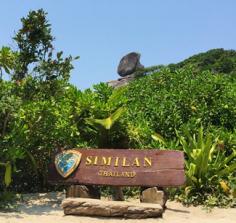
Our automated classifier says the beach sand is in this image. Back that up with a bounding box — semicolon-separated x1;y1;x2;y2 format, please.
0;192;235;223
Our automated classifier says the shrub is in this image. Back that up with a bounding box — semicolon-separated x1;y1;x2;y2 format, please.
124;67;236;148
175;126;236;207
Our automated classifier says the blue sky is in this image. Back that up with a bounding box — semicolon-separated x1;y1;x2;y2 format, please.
0;0;236;89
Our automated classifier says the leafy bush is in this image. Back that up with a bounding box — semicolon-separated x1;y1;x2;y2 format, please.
169;48;236;75
175;127;236;207
73;83;128;148
123;67;236;148
0;9;79;193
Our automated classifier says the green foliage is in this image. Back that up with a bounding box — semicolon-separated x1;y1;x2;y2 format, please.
0;162;12;187
101;186;140;199
0;9;79;193
0;47;17;77
73;83;128;148
175;127;236;207
0;80;26;189
1;63;236;206
0;79;88;192
12;9;78;81
1;8;236;208
86;107;124;130
169;48;236;75
13;9;53;80
86;107;125;148
120;66;236;206
0;191;18;210
124;67;236;144
4;162;12;188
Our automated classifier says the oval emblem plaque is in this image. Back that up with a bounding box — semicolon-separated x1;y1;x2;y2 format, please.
55;150;82;178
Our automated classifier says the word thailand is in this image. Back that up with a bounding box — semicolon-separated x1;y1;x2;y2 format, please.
85;156;152;167
98;170;136;178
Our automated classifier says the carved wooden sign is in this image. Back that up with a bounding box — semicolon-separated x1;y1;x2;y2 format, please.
48;149;185;187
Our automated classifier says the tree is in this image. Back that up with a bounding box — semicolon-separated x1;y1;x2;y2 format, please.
13;9;78;81
0;9;79;194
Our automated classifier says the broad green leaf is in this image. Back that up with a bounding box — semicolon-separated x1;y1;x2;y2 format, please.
151;133;166;145
218;162;236;176
86;107;124;130
93;117;113;130
110;107;124;124
4;162;12;187
221;150;236;167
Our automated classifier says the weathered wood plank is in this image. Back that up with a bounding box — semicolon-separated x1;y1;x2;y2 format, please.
48;149;185;187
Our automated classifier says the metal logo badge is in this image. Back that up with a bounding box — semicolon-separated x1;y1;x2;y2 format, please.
55;150;82;178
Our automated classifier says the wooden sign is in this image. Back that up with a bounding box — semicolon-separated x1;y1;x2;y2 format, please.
48;149;185;187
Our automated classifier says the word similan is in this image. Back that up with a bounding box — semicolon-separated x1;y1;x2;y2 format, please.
85;156;152;167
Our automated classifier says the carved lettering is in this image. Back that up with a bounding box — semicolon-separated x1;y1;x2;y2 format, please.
144;157;152;167
85;156;92;165
49;149;185;187
97;170;136;178
122;157;130;167
114;157;119;167
93;156;98;165
85;156;153;168
132;157;140;167
101;156;112;166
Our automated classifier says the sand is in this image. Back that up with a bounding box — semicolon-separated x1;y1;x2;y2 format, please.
0;192;235;223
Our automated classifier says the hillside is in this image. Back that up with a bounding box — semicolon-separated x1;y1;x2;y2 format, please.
168;48;236;74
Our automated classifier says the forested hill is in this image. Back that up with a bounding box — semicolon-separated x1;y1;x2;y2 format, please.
110;48;236;88
168;48;236;74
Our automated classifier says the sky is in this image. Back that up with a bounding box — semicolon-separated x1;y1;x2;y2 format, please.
0;0;236;89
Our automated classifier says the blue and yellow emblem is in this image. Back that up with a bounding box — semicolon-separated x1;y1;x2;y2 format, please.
55;150;82;178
